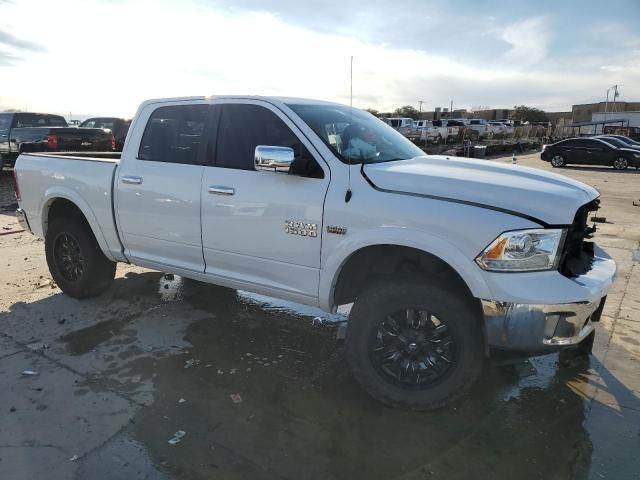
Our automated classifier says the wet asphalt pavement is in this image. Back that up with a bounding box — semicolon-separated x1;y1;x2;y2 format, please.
1;159;639;479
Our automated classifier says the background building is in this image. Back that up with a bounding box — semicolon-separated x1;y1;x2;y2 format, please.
571;101;640;123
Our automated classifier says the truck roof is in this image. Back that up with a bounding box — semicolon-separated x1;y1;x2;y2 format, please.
138;95;346;108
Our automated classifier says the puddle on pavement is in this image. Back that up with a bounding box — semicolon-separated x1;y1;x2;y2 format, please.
56;272;608;479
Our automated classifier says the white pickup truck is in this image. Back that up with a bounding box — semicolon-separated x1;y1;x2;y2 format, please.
14;96;616;409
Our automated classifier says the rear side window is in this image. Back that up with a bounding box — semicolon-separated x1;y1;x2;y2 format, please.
48;116;67;126
12;113;67;127
138;105;208;164
0;113;10;130
213;104;323;178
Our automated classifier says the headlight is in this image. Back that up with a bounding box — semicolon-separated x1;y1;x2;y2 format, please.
476;229;566;272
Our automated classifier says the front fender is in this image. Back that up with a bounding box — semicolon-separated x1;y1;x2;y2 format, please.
39;187;116;262
319;225;492;311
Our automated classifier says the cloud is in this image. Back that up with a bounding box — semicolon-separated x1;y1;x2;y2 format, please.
0;29;45;52
600;65;625;73
0;49;18;66
0;0;638;115
500;17;550;68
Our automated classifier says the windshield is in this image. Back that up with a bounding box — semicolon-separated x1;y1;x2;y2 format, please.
600;137;627;148
287;104;424;164
604;136;637;147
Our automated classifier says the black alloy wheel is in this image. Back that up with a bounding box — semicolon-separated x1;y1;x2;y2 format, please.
54;232;85;281
369;308;457;387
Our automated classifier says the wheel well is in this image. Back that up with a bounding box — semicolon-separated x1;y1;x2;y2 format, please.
45;198;90;234
333;245;480;314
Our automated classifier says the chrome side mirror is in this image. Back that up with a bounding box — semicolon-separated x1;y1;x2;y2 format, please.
255;145;294;173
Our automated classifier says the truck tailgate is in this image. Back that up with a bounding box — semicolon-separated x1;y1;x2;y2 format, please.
14;153;123;261
51;127;113;151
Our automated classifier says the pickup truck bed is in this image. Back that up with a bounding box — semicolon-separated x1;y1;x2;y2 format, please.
15;152;124;261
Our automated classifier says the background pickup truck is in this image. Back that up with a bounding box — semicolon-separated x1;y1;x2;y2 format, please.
79;117;131;151
14;96;616;410
0;112;114;168
382;117;414;138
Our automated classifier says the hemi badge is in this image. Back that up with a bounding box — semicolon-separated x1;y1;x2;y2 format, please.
326;225;347;235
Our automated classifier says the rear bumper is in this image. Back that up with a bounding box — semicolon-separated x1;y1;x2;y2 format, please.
16;208;32;233
481;297;604;352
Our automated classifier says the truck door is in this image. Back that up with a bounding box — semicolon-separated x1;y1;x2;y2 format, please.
115;103;208;272
200;101;329;304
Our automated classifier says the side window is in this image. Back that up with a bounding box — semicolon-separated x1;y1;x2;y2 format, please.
82;120;97;128
214;104;324;178
138;105;208;164
0;114;10;130
48;116;67;127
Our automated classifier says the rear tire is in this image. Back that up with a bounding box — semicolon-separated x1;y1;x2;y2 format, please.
613;157;629;170
551;154;566;167
45;217;116;298
345;278;484;410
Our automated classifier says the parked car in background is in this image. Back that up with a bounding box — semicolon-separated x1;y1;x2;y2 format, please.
382;117;414;138
79;117;131;151
0;112;115;169
541;137;640;170
412;120;444;143
597;135;640;150
68;120;81;126
466;119;491;138
14;95;615;409
431;119;461;142
488;121;508;134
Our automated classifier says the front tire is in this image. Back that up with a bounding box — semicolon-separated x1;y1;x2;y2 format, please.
45;217;116;298
345;278;484;410
613;157;629;170
551;154;566;167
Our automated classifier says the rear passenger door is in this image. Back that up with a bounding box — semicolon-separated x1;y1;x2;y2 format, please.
581;139;611;165
200;100;329;304
115;102;209;272
558;140;580;163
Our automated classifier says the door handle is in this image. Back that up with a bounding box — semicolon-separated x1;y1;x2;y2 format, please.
208;185;235;195
121;176;143;185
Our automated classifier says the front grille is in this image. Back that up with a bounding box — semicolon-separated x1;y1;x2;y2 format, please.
559;198;599;277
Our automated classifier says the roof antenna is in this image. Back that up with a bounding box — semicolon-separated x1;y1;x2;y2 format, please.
345;55;353;203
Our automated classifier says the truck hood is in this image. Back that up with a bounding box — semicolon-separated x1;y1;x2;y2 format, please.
363;155;599;225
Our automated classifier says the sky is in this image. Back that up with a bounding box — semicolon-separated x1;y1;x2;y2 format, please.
1;0;639;118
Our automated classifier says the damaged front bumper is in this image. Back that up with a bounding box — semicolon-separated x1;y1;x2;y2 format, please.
481;243;615;353
481;297;605;352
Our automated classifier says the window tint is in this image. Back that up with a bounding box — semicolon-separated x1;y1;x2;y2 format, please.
48;116;67;126
578;139;606;148
12;113;67;127
214;104;323;178
0;113;10;130
138;105;207;164
598;137;625;148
